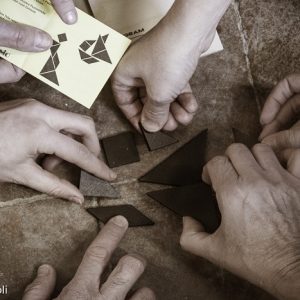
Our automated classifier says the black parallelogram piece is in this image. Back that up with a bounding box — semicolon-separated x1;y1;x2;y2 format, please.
147;183;221;233
101;132;140;168
232;128;258;148
87;205;154;227
139;129;208;186
79;171;120;198
139;123;178;151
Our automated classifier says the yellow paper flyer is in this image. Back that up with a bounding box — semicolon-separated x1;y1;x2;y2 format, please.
0;0;131;108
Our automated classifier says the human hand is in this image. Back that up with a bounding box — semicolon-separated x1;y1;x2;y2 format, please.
22;216;155;300
180;144;300;300
0;0;77;84
112;0;232;132
0;99;116;204
260;74;300;140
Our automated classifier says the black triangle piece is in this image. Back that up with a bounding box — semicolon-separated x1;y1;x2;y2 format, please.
87;205;154;227
40;71;59;85
232;128;258;148
139;123;178;151
102;34;109;43
139;129;208;186
50;44;60;56
93;50;112;64
147;183;221;233
92;35;106;55
40;56;56;73
87;40;96;46
79;171;120;198
79;49;91;60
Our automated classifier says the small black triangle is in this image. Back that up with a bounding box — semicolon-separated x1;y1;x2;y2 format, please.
140;123;178;151
79;49;91;60
147;183;221;233
139;129;208;186
40;71;59;85
102;34;109;43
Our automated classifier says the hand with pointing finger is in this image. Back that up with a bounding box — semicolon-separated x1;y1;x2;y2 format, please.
180;144;300;300
22;216;156;300
0;99;116;204
0;0;77;83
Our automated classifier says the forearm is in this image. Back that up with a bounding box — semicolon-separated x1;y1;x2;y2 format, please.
160;0;231;53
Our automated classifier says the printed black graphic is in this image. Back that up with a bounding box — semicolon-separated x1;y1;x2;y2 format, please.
79;34;112;64
40;34;67;86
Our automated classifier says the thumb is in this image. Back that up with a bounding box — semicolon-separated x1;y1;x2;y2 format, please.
180;217;213;257
0;21;52;52
22;265;56;300
141;96;171;132
0;60;25;84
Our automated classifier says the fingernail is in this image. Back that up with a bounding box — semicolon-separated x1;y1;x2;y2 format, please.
35;32;52;50
112;215;128;227
110;170;117;180
63;10;78;24
142;120;160;133
71;196;84;205
38;265;50;276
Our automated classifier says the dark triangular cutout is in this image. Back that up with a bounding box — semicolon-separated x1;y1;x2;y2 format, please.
140;123;178;151
40;57;56;73
79;49;91;60
87;40;96;46
79;171;120;198
83;57;99;64
102;34;109;43
87;205;154;227
40;71;59;85
139;129;208;186
51;44;60;56
93;50;112;64
92;35;106;55
147;183;221;233
232;128;258;148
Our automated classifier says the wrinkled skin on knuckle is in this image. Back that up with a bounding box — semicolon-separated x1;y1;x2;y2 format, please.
85;245;110;265
56;285;91;300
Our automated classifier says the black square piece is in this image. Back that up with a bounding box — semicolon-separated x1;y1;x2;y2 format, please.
101;132;140;168
87;205;154;227
58;33;67;43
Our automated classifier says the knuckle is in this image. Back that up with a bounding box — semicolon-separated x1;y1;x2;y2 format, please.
15;28;27;48
227;143;246;155
76;144;91;160
85;245;110;264
252;143;270;154
207;155;228;168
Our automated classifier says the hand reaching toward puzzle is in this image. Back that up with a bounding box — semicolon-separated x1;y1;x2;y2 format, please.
180;143;300;300
259;74;300;178
22;216;155;300
0;1;77;84
112;0;230;132
260;74;300;139
0;99;116;203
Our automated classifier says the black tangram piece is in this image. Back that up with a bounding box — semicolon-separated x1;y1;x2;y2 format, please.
87;205;154;227
139;123;178;151
79;34;112;65
101;132;140;168
232;128;258;148
79;171;120;198
40;33;67;85
139;129;208;186
147;183;221;233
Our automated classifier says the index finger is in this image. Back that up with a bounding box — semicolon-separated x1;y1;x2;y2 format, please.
51;0;77;24
260;74;300;125
73;216;129;286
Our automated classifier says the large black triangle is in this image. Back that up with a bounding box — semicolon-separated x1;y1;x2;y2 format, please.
140;123;178;151
139;129;208;186
147;183;221;233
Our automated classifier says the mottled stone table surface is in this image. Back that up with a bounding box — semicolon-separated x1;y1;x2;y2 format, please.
0;0;299;299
